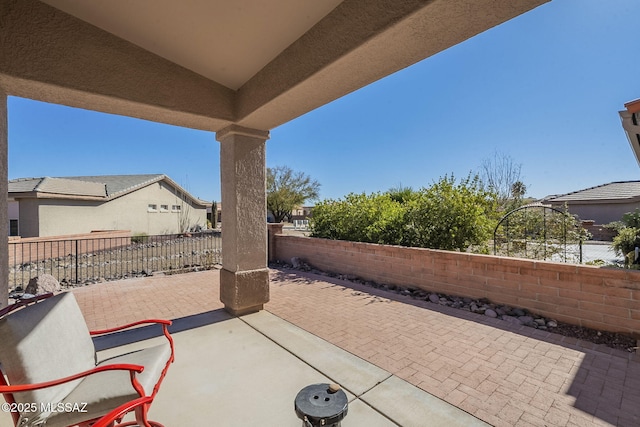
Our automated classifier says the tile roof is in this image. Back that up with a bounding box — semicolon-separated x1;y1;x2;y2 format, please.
62;174;163;197
8;177;107;197
7;178;45;193
546;181;640;202
7;174;209;204
9;175;165;198
8;174;207;206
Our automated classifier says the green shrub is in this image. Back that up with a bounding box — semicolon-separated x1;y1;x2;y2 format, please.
403;175;498;251
612;227;640;257
310;175;498;251
311;193;405;245
623;209;640;228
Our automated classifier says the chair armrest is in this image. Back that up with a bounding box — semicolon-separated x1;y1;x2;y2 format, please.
0;363;144;393
89;319;172;335
91;320;176;377
90;396;154;427
0;293;54;318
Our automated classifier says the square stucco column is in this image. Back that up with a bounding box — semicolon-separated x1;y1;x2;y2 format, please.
216;125;270;316
0;92;8;308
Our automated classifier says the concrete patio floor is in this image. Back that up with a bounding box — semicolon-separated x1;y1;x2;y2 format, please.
2;268;639;426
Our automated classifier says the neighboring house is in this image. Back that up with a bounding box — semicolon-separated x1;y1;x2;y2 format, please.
543;181;640;225
291;206;313;222
266;205;313;223
8;174;207;237
620;98;640;166
207;202;222;226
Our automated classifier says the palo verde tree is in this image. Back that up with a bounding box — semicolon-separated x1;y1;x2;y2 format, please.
267;165;321;223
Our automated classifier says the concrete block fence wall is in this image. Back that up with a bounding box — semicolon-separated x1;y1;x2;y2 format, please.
9;230;132;266
271;233;640;336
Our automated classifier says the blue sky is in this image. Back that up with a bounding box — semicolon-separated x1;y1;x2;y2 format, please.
8;0;640;203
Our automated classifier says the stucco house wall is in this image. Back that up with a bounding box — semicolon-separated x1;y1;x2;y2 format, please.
17;198;40;237
36;181;205;237
550;201;640;225
545;181;640;226
9;175;207;238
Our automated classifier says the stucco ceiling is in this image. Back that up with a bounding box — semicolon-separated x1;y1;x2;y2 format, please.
1;0;550;131
40;0;344;90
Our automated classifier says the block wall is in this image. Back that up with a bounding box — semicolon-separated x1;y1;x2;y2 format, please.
273;235;640;335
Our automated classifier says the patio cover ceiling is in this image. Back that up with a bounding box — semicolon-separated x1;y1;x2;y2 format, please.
1;0;548;132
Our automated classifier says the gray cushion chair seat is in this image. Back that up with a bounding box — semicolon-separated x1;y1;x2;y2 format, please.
0;293;174;427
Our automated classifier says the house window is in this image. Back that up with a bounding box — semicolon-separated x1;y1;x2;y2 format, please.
148;204;158;212
160;204;169;212
172;205;181;212
9;219;18;236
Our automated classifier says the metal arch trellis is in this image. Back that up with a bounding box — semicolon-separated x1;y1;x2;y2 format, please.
493;204;583;263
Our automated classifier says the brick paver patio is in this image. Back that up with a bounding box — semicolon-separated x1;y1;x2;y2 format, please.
70;268;640;427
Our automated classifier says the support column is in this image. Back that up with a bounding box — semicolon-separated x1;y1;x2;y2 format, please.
216;125;270;316
0;92;8;308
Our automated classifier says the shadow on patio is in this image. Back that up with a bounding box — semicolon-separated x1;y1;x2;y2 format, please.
267;269;640;427
2;268;639;426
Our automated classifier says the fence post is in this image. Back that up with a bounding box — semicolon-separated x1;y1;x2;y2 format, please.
74;239;79;284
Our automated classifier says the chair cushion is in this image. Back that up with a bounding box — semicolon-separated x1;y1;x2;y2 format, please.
0;293;95;413
42;343;172;427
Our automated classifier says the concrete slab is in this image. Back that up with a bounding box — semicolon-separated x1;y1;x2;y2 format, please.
347;399;398;426
108;317;339;426
0;308;484;427
242;310;391;397
94;314;401;426
360;375;489;427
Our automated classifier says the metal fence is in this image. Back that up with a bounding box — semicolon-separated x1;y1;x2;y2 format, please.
9;231;222;290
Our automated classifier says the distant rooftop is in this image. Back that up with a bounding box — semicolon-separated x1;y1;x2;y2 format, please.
8;174;204;205
620;98;640;167
62;174;164;197
545;181;640;203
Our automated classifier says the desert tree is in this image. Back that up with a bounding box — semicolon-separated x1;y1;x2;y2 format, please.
267;166;320;223
480;151;526;209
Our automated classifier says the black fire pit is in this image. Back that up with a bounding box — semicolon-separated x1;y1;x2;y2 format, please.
295;383;349;427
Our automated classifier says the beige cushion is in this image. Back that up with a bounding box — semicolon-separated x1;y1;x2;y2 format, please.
44;343;172;427
0;293;95;414
0;293;172;427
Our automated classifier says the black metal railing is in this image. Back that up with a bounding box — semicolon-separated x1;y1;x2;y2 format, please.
9;231;222;290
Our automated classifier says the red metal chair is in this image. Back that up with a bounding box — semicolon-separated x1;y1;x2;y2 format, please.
0;292;174;427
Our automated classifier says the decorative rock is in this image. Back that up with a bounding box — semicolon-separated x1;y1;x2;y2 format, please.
534;318;546;326
291;257;302;269
513;308;527;317
518;316;534;325
502;315;521;325
25;274;61;295
485;309;498;318
547;320;558;328
428;294;440;303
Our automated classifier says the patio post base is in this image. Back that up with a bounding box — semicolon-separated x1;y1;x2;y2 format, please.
220;268;269;316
